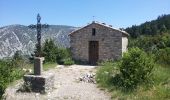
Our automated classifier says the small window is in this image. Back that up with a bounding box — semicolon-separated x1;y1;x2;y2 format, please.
92;28;96;36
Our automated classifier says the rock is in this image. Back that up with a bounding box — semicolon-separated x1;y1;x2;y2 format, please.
78;73;96;83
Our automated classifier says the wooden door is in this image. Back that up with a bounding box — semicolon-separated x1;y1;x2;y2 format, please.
89;41;99;65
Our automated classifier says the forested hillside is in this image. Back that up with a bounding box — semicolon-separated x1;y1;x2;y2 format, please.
126;14;170;64
125;14;170;38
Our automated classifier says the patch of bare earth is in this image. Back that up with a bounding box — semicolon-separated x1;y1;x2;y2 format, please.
3;65;111;100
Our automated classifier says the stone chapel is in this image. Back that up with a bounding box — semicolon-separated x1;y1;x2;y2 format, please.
69;21;129;64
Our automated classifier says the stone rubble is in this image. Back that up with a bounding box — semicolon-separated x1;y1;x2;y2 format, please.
78;73;96;83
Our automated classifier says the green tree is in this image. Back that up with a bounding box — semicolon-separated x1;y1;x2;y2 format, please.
42;39;58;62
13;51;22;61
160;24;167;33
125;14;170;37
12;51;24;67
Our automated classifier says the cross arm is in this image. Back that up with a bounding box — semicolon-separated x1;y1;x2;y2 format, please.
41;24;49;28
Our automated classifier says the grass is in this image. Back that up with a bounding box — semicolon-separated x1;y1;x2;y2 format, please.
96;62;170;100
96;61;119;88
5;62;57;88
43;62;57;71
20;62;57;71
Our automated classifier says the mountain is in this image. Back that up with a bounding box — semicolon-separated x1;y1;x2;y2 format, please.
0;24;77;58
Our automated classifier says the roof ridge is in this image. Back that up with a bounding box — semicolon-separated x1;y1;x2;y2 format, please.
69;22;129;36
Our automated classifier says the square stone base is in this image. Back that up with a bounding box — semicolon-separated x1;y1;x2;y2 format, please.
23;73;54;93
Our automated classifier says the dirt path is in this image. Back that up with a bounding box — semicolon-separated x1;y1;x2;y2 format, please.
4;65;111;100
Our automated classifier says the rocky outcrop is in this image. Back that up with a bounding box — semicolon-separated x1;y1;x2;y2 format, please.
0;25;77;58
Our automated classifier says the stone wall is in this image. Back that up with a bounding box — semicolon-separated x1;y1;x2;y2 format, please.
70;22;128;63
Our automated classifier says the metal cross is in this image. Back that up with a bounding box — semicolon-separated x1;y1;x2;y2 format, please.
28;13;49;57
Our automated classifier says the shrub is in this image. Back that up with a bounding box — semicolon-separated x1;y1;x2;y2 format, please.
0;60;24;99
157;47;170;65
63;58;74;65
12;51;27;68
115;47;155;90
56;48;71;64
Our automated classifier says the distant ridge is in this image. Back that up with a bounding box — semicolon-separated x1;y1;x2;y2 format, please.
0;24;77;58
125;14;170;38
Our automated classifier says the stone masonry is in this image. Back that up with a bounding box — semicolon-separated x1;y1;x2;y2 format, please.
69;21;129;63
24;57;54;93
23;73;54;93
34;57;44;75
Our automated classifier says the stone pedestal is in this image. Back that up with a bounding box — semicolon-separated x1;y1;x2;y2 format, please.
23;57;54;93
23;73;54;93
34;57;44;75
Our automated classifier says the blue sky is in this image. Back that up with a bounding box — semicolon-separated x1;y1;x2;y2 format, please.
0;0;170;28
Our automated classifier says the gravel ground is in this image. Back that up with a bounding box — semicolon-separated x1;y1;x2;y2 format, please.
3;65;111;100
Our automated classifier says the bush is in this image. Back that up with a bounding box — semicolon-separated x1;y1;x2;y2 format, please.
157;47;170;64
12;51;27;68
0;60;24;99
63;58;74;65
115;47;155;90
56;48;71;64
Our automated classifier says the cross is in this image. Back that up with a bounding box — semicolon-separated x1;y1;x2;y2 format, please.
28;13;49;57
92;16;95;22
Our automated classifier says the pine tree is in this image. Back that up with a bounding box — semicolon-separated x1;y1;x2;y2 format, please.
42;39;58;62
13;51;22;61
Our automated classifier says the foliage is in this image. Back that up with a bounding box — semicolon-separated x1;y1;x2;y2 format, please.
96;14;170;99
125;14;170;38
128;33;170;64
12;51;26;68
42;39;72;64
63;58;74;65
42;39;58;63
96;61;118;88
0;60;24;99
128;33;170;52
13;51;23;61
115;47;155;91
96;48;155;91
56;48;71;64
157;47;170;65
96;61;170;99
